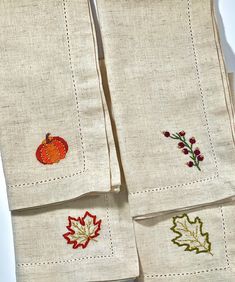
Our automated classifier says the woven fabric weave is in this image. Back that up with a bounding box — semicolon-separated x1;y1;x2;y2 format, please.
0;0;120;210
97;0;235;218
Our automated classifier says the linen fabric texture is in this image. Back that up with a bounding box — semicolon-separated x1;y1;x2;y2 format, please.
1;0;235;281
12;190;139;282
134;201;235;281
97;0;235;218
0;0;138;281
0;0;120;211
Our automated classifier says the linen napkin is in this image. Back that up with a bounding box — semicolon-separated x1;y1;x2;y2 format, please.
12;190;139;282
134;200;235;281
0;0;120;211
97;0;235;218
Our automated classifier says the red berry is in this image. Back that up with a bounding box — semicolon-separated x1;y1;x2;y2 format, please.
189;137;196;144
163;131;170;137
178;142;185;148
179;131;186;136
182;148;189;154
194;148;200;155
197;155;204;161
187;161;194;167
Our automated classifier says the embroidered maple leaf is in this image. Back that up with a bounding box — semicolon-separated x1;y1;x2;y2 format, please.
63;211;102;249
171;213;213;256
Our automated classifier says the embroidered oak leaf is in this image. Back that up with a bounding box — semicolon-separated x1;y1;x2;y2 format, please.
63;211;102;249
171;214;213;256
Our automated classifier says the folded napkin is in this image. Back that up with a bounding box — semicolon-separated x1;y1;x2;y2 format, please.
12;190;139;282
0;0;120;211
134;200;235;281
97;0;235;218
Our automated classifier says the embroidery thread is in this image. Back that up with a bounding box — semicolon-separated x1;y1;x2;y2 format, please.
36;133;68;165
63;211;102;249
171;213;213;256
162;131;204;171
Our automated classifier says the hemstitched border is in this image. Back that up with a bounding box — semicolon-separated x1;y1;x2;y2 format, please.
16;254;113;267
187;0;218;173
62;0;86;170
104;194;115;256
142;206;231;278
130;0;220;196
9;169;88;188
220;206;230;269
143;267;228;278
129;174;218;195
9;0;87;189
16;194;114;267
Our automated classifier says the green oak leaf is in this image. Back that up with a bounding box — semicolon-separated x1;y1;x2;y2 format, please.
171;213;213;256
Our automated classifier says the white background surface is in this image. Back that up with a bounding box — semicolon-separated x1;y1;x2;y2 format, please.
0;1;235;281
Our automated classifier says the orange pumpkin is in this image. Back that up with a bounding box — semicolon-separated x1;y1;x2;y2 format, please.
36;133;68;165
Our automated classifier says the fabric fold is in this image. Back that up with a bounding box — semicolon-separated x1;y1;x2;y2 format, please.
97;0;235;218
88;0;121;192
0;0;120;210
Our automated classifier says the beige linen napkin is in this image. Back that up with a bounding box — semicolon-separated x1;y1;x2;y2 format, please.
12;190;139;282
97;0;235;218
0;0;120;210
134;201;235;281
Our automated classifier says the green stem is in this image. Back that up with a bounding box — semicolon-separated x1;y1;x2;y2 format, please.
170;134;201;171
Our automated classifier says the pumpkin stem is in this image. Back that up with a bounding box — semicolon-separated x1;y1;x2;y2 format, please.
46;133;51;143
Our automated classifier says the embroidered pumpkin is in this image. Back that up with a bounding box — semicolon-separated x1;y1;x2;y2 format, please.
36;133;68;165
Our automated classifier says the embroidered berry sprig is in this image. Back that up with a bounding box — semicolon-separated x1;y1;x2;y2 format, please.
162;131;204;171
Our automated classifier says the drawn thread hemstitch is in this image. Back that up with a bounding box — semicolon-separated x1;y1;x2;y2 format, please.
17;195;114;267
130;0;220;196
142;206;230;278
62;0;86;170
9;0;87;189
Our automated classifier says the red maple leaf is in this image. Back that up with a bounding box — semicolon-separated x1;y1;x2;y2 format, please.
63;211;102;249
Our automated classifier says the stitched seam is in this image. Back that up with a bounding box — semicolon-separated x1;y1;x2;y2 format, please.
130;0;219;196
9;170;88;188
143;267;228;278
220;206;231;268
105;194;114;255
16;255;113;267
63;0;86;167
17;195;114;267
62;0;86;169
187;0;218;172
129;174;218;195
9;0;86;189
